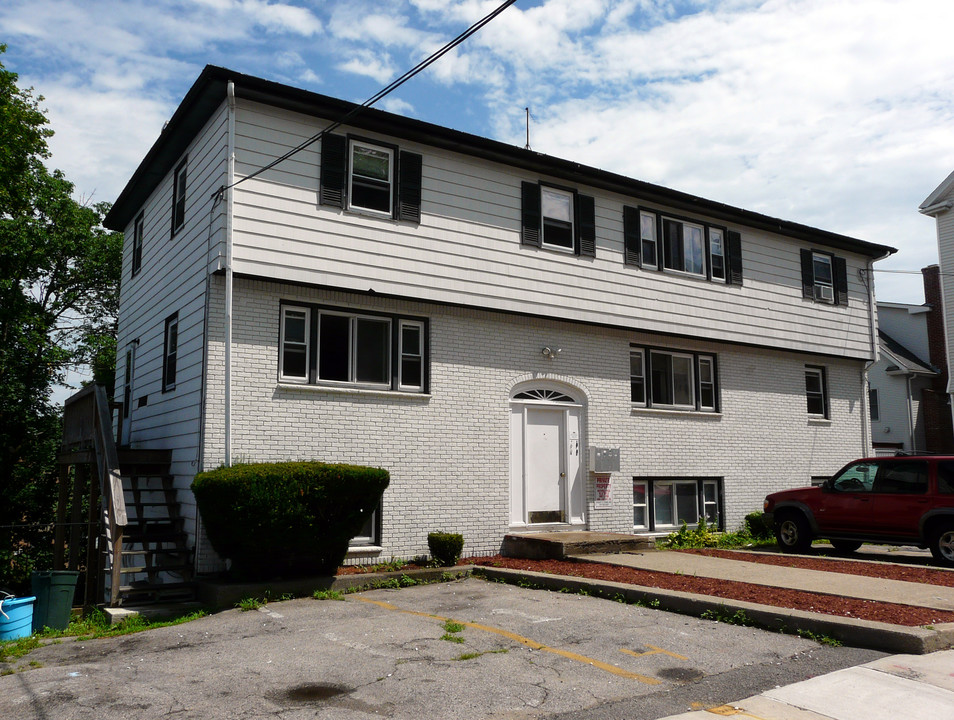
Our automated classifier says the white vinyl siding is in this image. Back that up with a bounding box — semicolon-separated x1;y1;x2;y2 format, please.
228;100;874;361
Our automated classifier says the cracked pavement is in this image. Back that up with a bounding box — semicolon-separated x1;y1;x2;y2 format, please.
0;577;884;719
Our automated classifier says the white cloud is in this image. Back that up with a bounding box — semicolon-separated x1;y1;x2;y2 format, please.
336;50;397;83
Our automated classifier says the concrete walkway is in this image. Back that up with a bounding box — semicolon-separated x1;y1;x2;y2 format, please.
582;550;954;611
658;649;954;719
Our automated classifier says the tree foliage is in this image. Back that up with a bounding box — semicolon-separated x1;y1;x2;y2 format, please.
0;45;123;591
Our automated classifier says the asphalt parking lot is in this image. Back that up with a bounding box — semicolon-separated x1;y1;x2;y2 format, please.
1;577;885;720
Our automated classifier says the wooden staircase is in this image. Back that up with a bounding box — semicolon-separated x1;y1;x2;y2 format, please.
114;449;196;606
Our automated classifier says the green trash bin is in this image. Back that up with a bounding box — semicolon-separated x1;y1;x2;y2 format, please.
31;571;80;632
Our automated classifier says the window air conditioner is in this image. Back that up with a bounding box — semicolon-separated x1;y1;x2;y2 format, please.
814;284;834;302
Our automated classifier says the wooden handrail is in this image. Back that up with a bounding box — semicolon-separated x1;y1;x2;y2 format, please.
61;384;127;606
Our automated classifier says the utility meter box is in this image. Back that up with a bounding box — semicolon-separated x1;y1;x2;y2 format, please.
588;447;620;473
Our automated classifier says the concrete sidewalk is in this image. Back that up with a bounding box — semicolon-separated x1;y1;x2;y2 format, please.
657;649;954;719
581;549;954;611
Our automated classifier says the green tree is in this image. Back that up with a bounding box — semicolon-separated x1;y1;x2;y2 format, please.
0;45;122;591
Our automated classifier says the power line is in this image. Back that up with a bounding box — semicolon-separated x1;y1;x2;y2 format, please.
873;268;954;277
219;0;517;196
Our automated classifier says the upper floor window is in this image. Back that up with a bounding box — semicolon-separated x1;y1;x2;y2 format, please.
319;133;422;223
801;248;848;305
541;186;574;250
171;159;187;236
868;387;880;422
663;218;706;276
349;140;393;215
132;212;144;276
805;365;828;418
162;313;178;392
279;303;428;393
631;346;718;412
521;181;595;257
623;206;742;285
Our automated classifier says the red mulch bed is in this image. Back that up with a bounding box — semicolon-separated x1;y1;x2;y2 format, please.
462;554;954;627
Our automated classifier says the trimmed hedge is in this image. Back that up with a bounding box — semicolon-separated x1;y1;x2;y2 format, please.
427;532;464;567
191;461;389;580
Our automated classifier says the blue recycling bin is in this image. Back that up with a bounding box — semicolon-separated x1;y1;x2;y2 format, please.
0;595;36;640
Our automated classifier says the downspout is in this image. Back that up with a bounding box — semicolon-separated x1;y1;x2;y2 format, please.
906;374;917;453
225;80;235;468
862;254;887;456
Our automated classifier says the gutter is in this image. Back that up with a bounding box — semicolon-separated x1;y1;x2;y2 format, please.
225;80;235;467
919;200;954;217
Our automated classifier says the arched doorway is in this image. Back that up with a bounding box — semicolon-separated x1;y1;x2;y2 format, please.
509;384;585;527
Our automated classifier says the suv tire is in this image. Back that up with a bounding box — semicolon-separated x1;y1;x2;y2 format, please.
775;513;812;553
929;524;954;567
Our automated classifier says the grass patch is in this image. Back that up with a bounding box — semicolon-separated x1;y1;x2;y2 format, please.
440;633;465;643
797;629;842;647
442;620;465;634
454;648;508;661
312;589;345;601
700;607;755;627
662;513;776;550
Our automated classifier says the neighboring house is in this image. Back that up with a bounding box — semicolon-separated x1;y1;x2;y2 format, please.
103;66;894;572
921;174;954;450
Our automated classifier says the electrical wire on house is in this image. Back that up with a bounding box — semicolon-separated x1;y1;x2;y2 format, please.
214;0;517;198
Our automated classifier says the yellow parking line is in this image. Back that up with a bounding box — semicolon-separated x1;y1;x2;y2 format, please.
621;645;688;661
356;597;661;684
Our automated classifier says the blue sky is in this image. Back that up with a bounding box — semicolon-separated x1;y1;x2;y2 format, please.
4;1;954;361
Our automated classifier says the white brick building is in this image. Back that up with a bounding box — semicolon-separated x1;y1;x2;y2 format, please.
105;67;894;572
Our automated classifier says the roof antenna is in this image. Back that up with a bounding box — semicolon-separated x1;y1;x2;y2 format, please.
524;107;532;150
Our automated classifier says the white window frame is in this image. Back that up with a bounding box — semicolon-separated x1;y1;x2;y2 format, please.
662;217;707;277
132;212;144;276
698;355;716;411
709;228;725;280
279;306;311;383
640;211;657;269
650;349;697;410
162;313;178;393
812;252;834;303
806;365;828;418
398;319;424;391
632;480;649;529
630;348;646;406
702;480;719;524
348;140;394;216
315;312;392;388
541;186;575;252
171;160;187;235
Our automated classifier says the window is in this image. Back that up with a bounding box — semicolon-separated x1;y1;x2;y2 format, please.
663;218;705;276
634;477;722;531
640;211;657;268
132;212;144;276
869;388;880;422
319;133;422;222
171;159;187;235
399;320;424;391
349;140;393;215
631;347;718;412
624;206;742;284
805;365;828;418
801;248;848;305
280;307;310;382
162;313;178;392
541;186;574;250
709;228;725;281
520;181;596;257
278;304;427;393
350;505;380;547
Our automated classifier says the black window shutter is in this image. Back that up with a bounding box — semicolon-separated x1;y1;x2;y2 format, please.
726;230;743;286
521;181;541;247
834;256;848;306
800;249;815;299
397;151;422;223
576;194;596;257
319;133;347;208
623;206;640;266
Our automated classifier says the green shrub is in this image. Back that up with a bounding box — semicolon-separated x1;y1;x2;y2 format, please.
427;532;464;566
664;518;719;548
744;511;773;540
191;461;389;580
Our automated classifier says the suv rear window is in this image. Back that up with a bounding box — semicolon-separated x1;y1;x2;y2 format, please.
872;460;928;494
939;461;954;494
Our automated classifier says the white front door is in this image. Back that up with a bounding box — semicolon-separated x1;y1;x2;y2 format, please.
510;392;584;527
526;407;565;523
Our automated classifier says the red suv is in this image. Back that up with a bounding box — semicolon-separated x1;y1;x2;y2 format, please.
763;456;954;566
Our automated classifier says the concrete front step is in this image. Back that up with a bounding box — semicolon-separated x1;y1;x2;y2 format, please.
501;531;655;560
